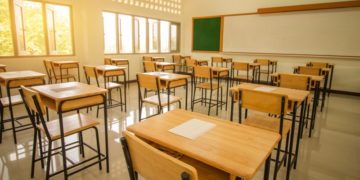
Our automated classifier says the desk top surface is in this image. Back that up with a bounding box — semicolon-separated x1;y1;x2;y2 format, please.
0;71;45;80
96;65;126;71
144;72;190;81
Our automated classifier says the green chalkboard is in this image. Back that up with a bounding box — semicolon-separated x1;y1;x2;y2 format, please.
192;17;222;51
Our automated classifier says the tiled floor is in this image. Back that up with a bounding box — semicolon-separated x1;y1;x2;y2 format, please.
0;83;359;180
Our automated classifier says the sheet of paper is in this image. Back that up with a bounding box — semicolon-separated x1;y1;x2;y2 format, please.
254;86;277;92
168;119;216;140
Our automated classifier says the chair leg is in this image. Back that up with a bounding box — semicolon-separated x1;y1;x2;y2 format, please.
79;132;85;158
45;141;53;180
178;101;181;109
208;90;213;115
191;87;197;112
96;105;100;118
94;127;102;170
31;130;38;178
0;107;3;144
139;102;143;121
38;131;44;168
284;134;290;167
119;88;123;111
273;139;282;180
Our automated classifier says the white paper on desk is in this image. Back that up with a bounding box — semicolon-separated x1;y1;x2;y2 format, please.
168;119;216;140
254;86;277;92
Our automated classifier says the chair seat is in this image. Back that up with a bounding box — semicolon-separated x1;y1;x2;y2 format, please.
100;82;122;89
143;94;181;107
243;113;291;138
180;156;229;180
52;74;75;80
0;95;23;107
37;113;99;141
196;82;222;90
233;75;253;80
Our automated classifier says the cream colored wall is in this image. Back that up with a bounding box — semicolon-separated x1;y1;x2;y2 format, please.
0;0;182;81
181;0;360;93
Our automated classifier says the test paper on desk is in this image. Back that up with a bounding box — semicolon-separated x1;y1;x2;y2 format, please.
168;119;216;140
254;86;277;92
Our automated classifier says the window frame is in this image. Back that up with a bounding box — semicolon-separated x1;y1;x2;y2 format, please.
102;10;181;55
0;0;75;58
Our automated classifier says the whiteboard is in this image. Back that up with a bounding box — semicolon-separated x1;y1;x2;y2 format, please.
223;8;360;57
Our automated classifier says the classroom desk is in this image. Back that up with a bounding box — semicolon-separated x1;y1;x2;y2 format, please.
270;60;278;73
152;57;165;62
155;62;176;72
109;58;130;82
327;64;335;97
96;65;127;111
229;83;309;179
0;64;6;72
127;109;280;180
222;57;233;68
51;61;80;83
196;60;209;66
212;67;230;113
271;72;323;137
143;72;190;110
249;63;261;83
31;82;110;172
0;71;45;143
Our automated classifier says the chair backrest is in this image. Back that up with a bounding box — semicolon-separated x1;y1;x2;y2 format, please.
297;66;321;76
0;67;6;72
278;74;311;91
172;55;181;64
254;59;270;66
137;73;161;91
185;59;197;68
211;57;222;66
121;131;197;180
104;58;112;65
307;62;329;68
143;56;152;61
194;66;212;79
43;59;53;77
232;62;249;71
143;61;157;72
83;65;99;86
19;86;45;115
240;89;288;115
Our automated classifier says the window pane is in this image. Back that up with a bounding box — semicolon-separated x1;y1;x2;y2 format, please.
14;0;46;55
134;17;146;53
118;14;133;53
103;12;117;54
0;0;14;56
160;20;170;53
170;24;178;51
148;19;158;53
46;4;73;55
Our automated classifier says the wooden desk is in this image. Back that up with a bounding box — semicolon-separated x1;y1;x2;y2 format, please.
212;67;230;113
110;58;129;82
196;60;208;66
51;61;80;83
156;62;176;72
0;64;6;72
229;83;309;178
144;72;190;109
31;82;110;172
152;57;165;62
249;63;261;83
0;71;45;143
127;109;280;180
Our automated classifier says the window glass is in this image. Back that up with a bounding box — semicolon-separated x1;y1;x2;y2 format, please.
103;12;117;54
160;20;170;53
118;14;133;53
0;0;14;56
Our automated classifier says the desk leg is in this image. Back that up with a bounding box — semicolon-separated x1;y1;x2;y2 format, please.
124;72;127;112
6;86;17;144
230;95;234;122
294;101;305;169
264;155;271;180
225;73;229;111
321;72;328;112
127;64;130;84
57;108;68;180
185;79;188;110
286;102;297;180
60;67;63;83
309;81;320;137
103;96;110;172
77;66;80;82
328;66;334;97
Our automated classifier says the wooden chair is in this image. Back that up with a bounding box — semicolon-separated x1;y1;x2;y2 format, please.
104;58;112;65
143;61;157;72
238;89;290;180
296;66;322;76
43;60;76;84
0;66;6;98
254;59;271;83
137;73;181;120
83;65;125;116
143;56;153;61
0;95;24;144
19;86;102;179
185;58;197;74
211;57;222;67
231;62;252;85
121;131;229;180
172;55;184;72
191;66;223;115
307;62;329;68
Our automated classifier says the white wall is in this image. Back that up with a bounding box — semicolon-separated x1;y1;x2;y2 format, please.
181;0;360;93
0;0;182;81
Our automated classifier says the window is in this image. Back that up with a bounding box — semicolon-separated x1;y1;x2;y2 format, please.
46;4;73;55
170;24;178;51
102;11;180;54
148;19;158;53
0;0;14;56
14;0;46;55
103;12;117;54
0;0;74;57
160;20;170;53
134;16;146;53
118;14;133;53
